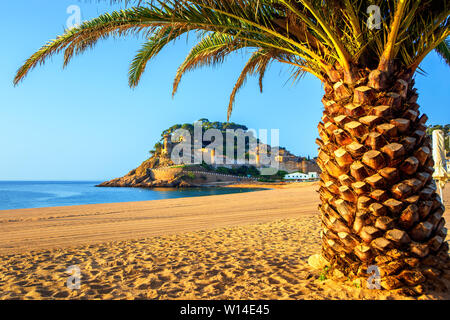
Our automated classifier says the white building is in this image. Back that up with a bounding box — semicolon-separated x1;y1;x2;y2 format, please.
308;172;319;179
284;172;318;181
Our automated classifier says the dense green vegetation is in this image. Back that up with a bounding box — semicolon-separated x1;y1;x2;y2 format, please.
161;119;248;137
200;162;288;180
151;119;260;159
181;172;196;180
149;141;163;156
201;162;259;176
426;124;450;135
147;119;313;180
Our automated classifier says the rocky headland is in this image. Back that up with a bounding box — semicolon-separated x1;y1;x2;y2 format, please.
97;119;318;188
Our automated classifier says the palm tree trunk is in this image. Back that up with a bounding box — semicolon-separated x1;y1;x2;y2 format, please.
317;67;449;294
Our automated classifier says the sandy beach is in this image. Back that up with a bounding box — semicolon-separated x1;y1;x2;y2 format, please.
0;182;449;300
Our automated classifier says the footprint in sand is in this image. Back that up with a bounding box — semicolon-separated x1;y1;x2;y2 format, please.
148;279;163;290
267;277;281;285
278;273;300;285
35;287;54;297
96;286;114;295
52;290;70;299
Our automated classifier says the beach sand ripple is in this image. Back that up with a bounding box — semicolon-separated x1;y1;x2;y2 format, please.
1;215;448;300
0;183;449;300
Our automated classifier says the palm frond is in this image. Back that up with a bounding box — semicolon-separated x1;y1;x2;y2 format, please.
14;8;154;85
378;0;408;72
227;49;273;121
129;26;187;88
13;0;450;109
14;1;333;85
434;37;450;67
172;32;245;96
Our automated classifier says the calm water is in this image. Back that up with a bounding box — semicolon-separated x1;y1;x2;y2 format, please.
0;181;259;210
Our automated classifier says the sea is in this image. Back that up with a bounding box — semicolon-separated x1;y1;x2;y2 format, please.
0;181;259;210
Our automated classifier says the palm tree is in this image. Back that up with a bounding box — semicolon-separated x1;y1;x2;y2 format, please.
14;0;450;294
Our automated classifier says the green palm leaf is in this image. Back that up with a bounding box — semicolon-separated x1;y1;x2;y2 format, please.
227;49;273;121
129;26;188;88
13;0;450;120
172;32;244;96
434;38;450;67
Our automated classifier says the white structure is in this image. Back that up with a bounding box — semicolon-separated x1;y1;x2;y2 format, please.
308;172;319;179
284;172;318;181
432;130;448;198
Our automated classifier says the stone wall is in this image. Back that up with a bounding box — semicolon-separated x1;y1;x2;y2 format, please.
148;167;257;184
149;167;184;181
300;160;321;173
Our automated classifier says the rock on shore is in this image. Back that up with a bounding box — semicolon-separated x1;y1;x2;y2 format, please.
97;156;194;188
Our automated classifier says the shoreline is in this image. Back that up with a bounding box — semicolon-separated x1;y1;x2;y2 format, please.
0;183;320;254
0;181;310;212
1;181;447;255
95;180;307;189
0;182;277;212
222;181;317;189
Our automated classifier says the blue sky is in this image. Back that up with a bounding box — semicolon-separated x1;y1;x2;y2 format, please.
0;1;449;181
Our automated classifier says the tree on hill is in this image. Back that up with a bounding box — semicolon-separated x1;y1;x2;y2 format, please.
153;119;257;158
149;141;163;156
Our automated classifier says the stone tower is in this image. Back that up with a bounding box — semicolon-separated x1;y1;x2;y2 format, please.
254;145;260;167
210;149;215;165
162;134;173;157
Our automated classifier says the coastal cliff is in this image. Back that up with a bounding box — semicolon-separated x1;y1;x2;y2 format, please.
96;156;192;188
98;119;318;188
97;161;258;188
